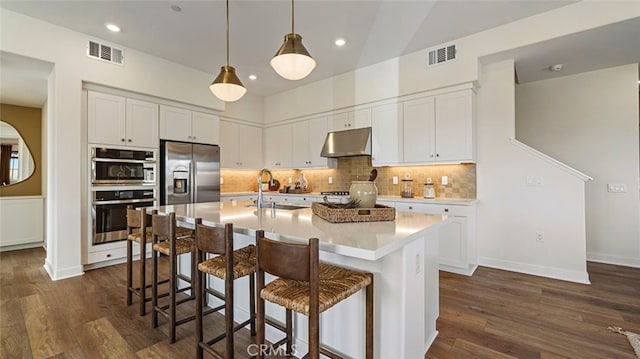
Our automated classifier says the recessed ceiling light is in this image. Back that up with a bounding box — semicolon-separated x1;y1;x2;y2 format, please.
550;64;563;72
105;23;120;32
335;38;346;47
170;5;182;12
249;75;257;80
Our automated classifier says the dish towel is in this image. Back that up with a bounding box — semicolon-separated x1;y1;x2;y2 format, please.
609;326;640;358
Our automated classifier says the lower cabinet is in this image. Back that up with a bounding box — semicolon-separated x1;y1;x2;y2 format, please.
392;201;477;276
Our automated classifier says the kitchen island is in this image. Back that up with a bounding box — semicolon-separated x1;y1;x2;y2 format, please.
150;199;449;359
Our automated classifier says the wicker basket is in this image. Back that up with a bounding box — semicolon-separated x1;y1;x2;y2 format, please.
312;202;396;223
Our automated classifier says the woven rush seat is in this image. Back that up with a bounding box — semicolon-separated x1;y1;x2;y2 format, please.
129;227;193;243
197;245;256;280
260;263;371;316
152;236;195;256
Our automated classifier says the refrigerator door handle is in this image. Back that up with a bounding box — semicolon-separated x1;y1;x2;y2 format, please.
192;158;197;203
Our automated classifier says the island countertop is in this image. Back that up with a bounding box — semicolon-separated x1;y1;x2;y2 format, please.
149;199;448;261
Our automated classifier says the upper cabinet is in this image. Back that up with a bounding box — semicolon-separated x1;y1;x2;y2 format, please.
159;105;219;145
292;116;328;168
328;108;371;132
88;91;158;148
402;89;475;164
263;124;292;168
219;120;262;169
371;103;403;166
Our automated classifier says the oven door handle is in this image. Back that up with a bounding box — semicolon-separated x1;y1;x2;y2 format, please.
92;158;152;164
93;198;155;205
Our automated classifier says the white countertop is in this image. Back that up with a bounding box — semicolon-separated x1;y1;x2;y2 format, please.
150;200;448;261
221;192;477;206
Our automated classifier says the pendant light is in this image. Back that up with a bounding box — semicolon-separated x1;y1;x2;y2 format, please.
209;0;246;102
270;0;316;80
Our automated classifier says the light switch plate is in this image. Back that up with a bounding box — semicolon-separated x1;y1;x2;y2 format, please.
220;177;224;185
441;176;448;185
607;183;627;193
393;176;398;185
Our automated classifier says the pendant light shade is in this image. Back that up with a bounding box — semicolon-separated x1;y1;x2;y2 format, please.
209;66;246;102
270;0;316;80
210;0;246;102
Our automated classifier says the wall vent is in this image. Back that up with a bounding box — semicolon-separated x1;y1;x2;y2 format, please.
87;40;124;66
427;43;456;67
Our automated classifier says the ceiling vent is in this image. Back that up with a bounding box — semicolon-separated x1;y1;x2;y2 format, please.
427;43;456;67
87;40;124;66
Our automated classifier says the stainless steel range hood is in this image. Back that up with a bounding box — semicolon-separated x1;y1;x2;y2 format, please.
320;127;372;158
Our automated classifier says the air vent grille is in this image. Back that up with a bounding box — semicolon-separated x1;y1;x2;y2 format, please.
427;43;456;67
87;40;124;66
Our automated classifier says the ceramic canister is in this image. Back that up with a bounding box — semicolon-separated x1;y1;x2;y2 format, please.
349;181;378;208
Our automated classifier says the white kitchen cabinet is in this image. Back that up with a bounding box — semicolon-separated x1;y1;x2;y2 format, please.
371;103;403;166
264;124;292;168
292;116;329;168
401;89;474;164
393;201;477;275
219;120;262;169
435;89;474;162
88;91;159;148
328;108;371;132
159;105;219;145
403;96;436;163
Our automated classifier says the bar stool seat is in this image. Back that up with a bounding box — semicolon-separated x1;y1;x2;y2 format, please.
197;245;256;280
129;226;192;243
260;263;371;316
152;236;195;256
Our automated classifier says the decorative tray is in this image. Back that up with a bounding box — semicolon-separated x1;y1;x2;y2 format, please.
311;202;396;223
279;189;311;194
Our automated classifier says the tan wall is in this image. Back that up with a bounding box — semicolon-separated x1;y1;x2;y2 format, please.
0;104;42;196
222;158;476;199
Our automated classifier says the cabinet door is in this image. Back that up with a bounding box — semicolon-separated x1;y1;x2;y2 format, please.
371;103;402;166
328;112;349;132
159;105;192;142
306;116;328;167
238;123;262;169
291;121;309;167
126;99;158;148
439;217;467;269
192;112;219;145
350;108;372;129
403;96;435;163
219;121;239;168
435;89;474;162
88;91;126;146
264;124;292;168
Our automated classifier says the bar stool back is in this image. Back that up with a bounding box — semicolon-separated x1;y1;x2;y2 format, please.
194;219;257;359
255;230;374;359
150;211;196;343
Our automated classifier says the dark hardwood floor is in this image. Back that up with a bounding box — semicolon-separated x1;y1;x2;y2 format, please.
1;248;638;358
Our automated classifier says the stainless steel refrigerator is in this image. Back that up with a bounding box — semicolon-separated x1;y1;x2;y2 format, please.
160;140;220;205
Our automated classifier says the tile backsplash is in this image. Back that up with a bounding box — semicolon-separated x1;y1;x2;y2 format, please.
221;157;476;199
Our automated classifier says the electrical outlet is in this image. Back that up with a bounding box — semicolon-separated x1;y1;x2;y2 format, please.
607;183;627;193
328;176;332;184
536;231;544;243
416;254;421;274
393;176;398;185
526;176;544;186
288;177;292;184
220;177;224;185
441;176;448;185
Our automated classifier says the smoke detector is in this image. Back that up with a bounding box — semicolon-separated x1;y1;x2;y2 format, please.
550;64;564;72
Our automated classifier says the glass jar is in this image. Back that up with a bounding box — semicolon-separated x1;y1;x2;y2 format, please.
401;179;413;198
349;181;377;208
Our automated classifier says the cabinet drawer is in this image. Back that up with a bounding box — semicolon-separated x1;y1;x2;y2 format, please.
394;202;468;216
87;247;127;264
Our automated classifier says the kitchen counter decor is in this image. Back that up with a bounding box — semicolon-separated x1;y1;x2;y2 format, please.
312;201;395;223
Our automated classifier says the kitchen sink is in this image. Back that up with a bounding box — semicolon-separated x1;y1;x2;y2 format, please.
246;203;307;210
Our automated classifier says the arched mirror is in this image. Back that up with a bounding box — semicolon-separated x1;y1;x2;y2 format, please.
0;121;35;186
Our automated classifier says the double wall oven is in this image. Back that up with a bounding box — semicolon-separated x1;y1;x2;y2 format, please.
91;147;157;245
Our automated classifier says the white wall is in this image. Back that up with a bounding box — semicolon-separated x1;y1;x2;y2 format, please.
516;64;640;267
476;60;590;283
264;1;640;123
1;9;227;279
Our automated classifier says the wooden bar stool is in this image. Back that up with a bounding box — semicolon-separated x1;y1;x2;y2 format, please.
150;211;197;343
194;219;257;359
255;230;374;359
126;206;193;316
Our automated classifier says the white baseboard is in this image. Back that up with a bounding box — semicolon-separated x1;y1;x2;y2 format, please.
0;242;44;252
440;264;478;276
478;256;590;284
587;252;640;268
43;263;84;281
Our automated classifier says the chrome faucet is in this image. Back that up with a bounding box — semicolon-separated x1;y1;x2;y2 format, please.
257;168;274;209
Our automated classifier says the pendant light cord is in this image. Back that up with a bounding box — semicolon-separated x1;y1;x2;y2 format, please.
226;0;230;67
291;0;294;34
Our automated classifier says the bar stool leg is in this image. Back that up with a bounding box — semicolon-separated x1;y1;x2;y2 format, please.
139;239;147;316
126;239;133;306
195;251;204;359
169;250;177;343
366;274;374;359
152;248;159;328
249;273;256;336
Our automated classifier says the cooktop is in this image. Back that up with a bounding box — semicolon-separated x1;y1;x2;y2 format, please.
320;191;350;196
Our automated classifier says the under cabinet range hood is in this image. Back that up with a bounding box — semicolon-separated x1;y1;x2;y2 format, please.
320;127;372;158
